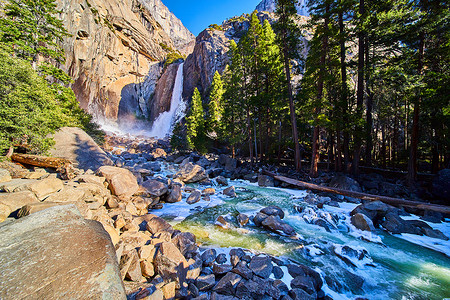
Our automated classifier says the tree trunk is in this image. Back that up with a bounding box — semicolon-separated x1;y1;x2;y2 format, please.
407;32;424;185
353;0;365;175
339;8;349;173
310;4;329;177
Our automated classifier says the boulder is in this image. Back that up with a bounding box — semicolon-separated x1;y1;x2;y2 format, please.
351;201;393;225
215;253;227;264
215;215;231;229
0;205;125;299
213;272;242;295
213;263;233;275
201;249;217;266
146;215;174;235
223;186;236;197
49;127;113;171
231;262;253;280
273;266;284;279
196;274;216;291
0;169;11;183
45;186;89;203
0;178;37;193
187;190;202;204
0;191;39;222
166;185;182;203
260;205;285;219
202;188;216;195
329;175;362;192
237;214;249;227
154;241;188;283
142;179;168;197
215;176;228;186
172;232;197;256
28;177;64;200
258;175;274;187
253;212;269;227
175;163;207;183
97;166;139;200
261;215;296;236
249;256;273;279
17;201;89;219
235;280;264;299
351;213;375;231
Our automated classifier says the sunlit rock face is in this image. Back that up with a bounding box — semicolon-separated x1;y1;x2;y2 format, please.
58;0;194;121
256;0;310;16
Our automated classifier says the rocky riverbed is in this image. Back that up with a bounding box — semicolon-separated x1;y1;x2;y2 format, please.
0;128;449;299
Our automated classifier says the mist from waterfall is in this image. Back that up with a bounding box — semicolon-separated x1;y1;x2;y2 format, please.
148;63;186;139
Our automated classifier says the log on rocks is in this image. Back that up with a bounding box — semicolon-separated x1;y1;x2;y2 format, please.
262;170;450;215
11;154;75;180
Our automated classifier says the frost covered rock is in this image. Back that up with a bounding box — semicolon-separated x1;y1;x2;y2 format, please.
175;163;207;183
351;213;376;231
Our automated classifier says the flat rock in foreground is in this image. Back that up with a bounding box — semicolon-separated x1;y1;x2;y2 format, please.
0;205;125;299
49;127;113;171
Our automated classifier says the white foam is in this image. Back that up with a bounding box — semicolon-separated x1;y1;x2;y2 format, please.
148;63;186;139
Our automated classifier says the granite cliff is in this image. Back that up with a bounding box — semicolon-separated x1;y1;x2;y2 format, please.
59;0;194;122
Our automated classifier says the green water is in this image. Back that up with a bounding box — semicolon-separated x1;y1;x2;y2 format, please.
156;181;450;299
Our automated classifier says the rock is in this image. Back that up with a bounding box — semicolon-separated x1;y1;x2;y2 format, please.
125;249;144;282
216;176;228;186
0;169;11;183
260;205;285;219
196;274;216;291
146;214;173;235
202;187;216;195
187;190;202;204
382;213;419;234
201;249;217;266
329;175;362;192
0;191;39;221
215;215;231;229
154;242;188;283
420;227;449;240
351;201;393;225
261;215;296;236
175;163;207;183
97;166;139;200
161;281;176;300
216;253;227;264
139;245;157;262
237;214;249;227
0;178;37;193
151;148;167;158
289;288;316;300
249;256;273;279
213;263;233;275
230;248;245;259
0;205;125;298
351;213;376;231
432;169;450;200
172;232;198;256
49;127;113;171
45;186;89;203
213;272;242;295
273;266;284;279
232;262;253;280
235;280;264;299
166;185;182;203
230;255;240;267
142;179;168;197
253;212;269;226
258;175;274;187
17;201;89;219
287;264;323;292
223;186;236;197
291;276;315;294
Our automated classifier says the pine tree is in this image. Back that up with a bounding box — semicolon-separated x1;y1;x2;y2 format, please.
274;0;303;171
207;71;225;140
186;88;206;152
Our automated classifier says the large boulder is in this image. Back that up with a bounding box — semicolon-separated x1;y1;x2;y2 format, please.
261;215;296;236
0;169;11;183
154;241;188;283
0;205;125;299
166;185;182;203
175;163;207;183
28;177;64;200
142;179;168;197
329;175;362;192
97;166;139;200
49;127;113;171
249;256;273;279
351;213;376;231
258;175;274;187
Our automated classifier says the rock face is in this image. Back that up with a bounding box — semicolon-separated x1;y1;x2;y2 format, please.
150;63;181;122
256;0;310;16
183;28;230;99
58;0;194;121
0;205;125;299
49;127;113;170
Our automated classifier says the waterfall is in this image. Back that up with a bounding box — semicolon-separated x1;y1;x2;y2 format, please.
149;63;186;139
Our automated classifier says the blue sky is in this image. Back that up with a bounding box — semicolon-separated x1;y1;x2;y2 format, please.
162;0;262;36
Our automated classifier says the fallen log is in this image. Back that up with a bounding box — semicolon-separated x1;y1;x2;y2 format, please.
263;170;450;215
11;154;75;180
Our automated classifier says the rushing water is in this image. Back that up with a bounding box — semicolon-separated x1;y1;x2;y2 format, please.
148;63;186;139
151;163;450;300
